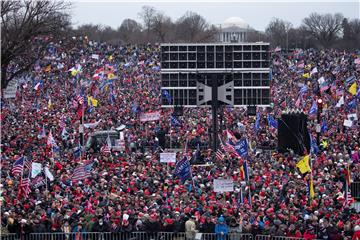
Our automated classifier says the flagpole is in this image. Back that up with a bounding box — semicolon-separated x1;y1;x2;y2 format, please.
80;104;85;160
345;161;350;206
184;138;196;191
248;185;252;207
345;179;348;206
18;156;26;198
45;166;48;194
240;186;243;205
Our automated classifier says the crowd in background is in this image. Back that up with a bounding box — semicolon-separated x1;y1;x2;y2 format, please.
1;37;360;240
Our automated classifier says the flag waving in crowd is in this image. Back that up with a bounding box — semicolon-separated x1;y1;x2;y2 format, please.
174;156;191;183
1;33;359;239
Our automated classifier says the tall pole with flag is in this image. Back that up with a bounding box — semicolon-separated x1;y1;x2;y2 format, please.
316;97;323;146
81;102;85;149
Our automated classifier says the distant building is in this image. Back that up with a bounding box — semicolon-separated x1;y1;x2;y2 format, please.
219;17;249;43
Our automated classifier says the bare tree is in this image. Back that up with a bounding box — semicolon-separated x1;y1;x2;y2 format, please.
1;0;71;89
247;29;268;43
302;13;343;48
138;6;156;41
265;18;292;48
175;11;218;42
151;12;173;42
118;19;143;44
336;18;360;50
76;24;103;42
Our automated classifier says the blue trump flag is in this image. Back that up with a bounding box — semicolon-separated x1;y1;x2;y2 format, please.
347;98;357;110
174;156;191;182
267;114;278;129
162;90;172;104
170;115;181;127
345;76;356;85
73;144;82;159
131;103;139;113
321;118;327;133
309;101;318;115
254;112;261;132
235;138;248;157
299;85;308;96
310;134;319;155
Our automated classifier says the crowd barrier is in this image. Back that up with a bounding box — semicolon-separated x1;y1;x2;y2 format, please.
0;232;253;240
255;236;317;240
351;182;360;199
0;232;327;240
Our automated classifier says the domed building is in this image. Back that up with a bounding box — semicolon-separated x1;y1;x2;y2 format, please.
219;17;249;43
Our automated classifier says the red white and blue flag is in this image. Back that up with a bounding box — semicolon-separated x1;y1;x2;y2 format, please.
71;163;93;182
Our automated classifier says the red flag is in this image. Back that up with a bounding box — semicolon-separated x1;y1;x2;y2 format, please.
280;100;286;108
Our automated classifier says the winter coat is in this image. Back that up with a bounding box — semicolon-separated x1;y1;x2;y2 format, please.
32;223;47;233
185;219;197;240
200;221;215;233
353;230;360;240
303;231;317;240
173;219;185;233
215;223;229;240
91;221;110;232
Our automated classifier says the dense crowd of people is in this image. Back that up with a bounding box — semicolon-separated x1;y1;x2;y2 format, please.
1;36;360;240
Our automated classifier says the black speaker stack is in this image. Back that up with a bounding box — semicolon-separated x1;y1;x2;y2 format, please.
278;112;310;155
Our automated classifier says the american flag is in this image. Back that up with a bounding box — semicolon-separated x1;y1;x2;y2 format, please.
327;127;336;136
216;148;224;161
12;156;25;176
20;176;31;198
216;136;225;161
19;164;32;199
76;95;84;105
223;141;237;154
47;131;56;147
343;190;355;207
12;157;31;176
101;144;111;154
343;164;354;207
59;115;66;128
71;163;92;182
226;142;241;157
24;157;32;170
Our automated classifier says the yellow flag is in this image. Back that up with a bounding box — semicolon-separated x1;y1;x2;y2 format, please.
302;73;310;78
296;155;311;174
91;98;98;107
46;65;52;72
48;98;52;109
71;69;78;76
108;55;113;61
321;140;328;149
87;96;91;106
348;82;357;95
108;73;115;80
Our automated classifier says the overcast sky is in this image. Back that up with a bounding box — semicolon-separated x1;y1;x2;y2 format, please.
70;0;360;31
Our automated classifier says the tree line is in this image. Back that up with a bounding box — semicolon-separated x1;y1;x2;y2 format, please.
1;1;359;90
75;6;218;44
74;6;360;51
